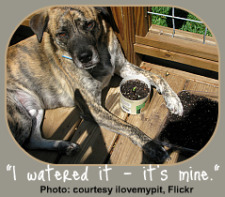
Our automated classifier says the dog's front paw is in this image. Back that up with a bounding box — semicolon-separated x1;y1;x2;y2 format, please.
58;141;80;155
142;140;169;164
164;93;183;116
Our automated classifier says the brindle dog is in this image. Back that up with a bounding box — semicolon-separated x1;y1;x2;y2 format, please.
7;6;183;163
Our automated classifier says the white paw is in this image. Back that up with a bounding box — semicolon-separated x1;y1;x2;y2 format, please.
165;94;183;116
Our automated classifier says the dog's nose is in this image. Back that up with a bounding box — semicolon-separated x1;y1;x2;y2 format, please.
78;50;93;63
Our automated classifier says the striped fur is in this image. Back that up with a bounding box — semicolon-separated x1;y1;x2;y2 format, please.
6;6;183;163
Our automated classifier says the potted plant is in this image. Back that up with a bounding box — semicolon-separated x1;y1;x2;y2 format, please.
120;75;151;114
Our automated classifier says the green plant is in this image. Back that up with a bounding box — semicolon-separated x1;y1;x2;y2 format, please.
151;7;212;36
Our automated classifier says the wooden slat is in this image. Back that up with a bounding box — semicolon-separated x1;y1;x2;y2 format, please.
136;33;218;61
21;19;30;27
183;80;219;101
150;24;217;46
42;107;81;140
164;151;180;165
110;7;135;63
21;14;35;26
58;77;128;164
141;62;219;86
132;7;150;66
134;43;219;72
110;7;149;65
133;7;149;37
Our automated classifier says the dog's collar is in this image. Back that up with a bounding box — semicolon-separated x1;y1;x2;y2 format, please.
62;55;73;60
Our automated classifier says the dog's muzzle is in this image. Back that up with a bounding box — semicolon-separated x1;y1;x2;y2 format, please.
73;45;100;70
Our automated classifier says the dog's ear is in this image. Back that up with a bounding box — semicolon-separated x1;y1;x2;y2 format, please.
30;11;49;43
95;7;119;33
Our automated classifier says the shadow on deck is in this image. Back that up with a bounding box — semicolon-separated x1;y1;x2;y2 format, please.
27;62;219;165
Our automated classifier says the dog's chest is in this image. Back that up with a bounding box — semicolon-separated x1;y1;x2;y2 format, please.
88;61;115;89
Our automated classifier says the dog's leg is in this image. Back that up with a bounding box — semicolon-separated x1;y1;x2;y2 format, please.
74;89;96;123
13;91;80;155
25;109;80;155
115;61;183;116
109;34;183;116
81;91;169;163
73;69;169;163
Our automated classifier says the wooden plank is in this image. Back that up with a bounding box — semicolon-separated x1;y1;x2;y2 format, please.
133;7;149;37
27;107;82;163
164;151;180;165
21;19;30;27
21;14;35;26
110;7;136;63
136;33;218;62
150;24;217;46
183;80;219;101
134;43;219;72
110;68;187;164
42;107;81;140
110;7;148;65
132;7;150;66
141;62;219;86
58;76;128;164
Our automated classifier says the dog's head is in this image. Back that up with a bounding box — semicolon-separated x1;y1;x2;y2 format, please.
30;6;111;69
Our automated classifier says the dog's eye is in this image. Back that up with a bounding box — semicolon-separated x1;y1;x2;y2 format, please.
58;32;68;38
84;21;95;31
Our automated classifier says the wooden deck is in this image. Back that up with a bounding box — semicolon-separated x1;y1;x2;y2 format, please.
27;62;219;164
